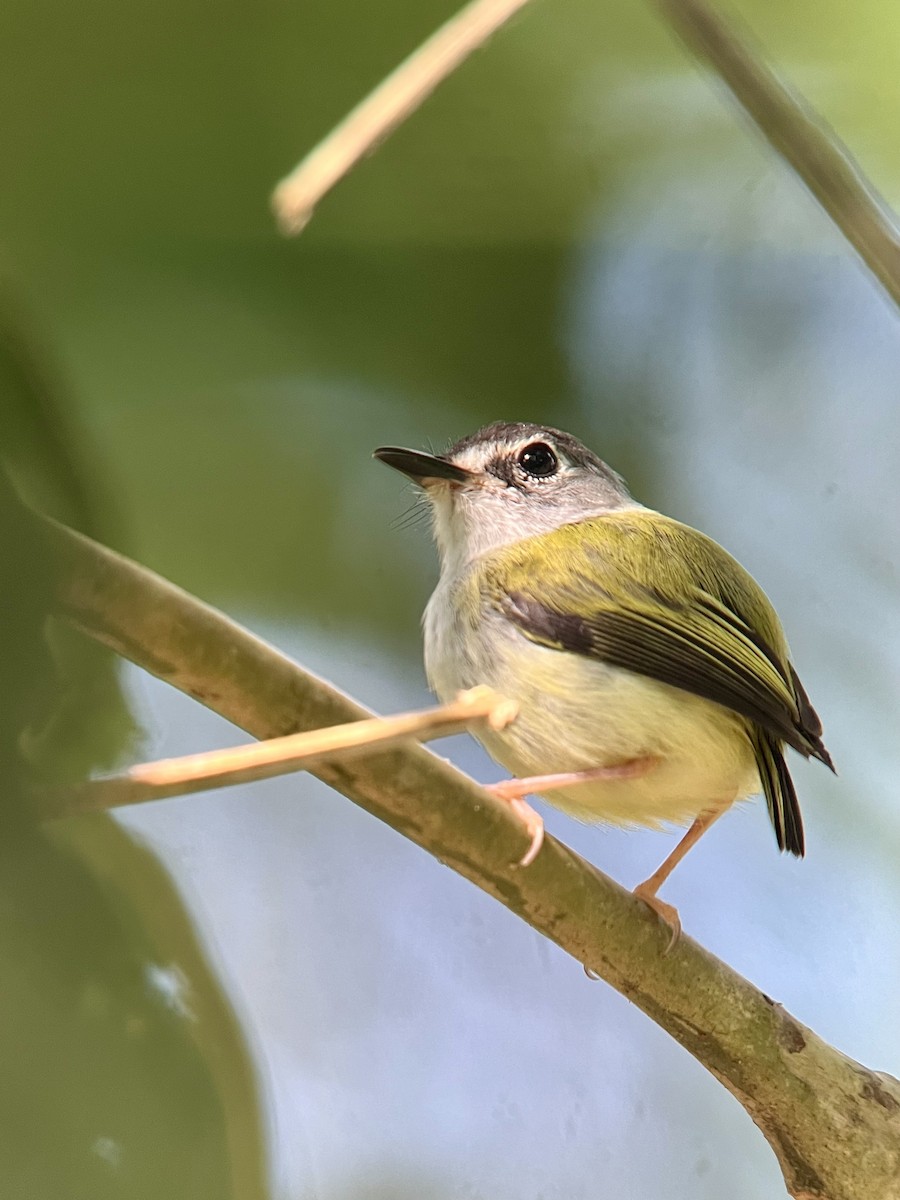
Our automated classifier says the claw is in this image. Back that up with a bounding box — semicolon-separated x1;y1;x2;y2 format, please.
633;882;682;954
508;796;544;867
484;782;545;866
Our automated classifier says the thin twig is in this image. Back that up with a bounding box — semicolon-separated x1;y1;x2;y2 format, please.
271;0;534;234
654;0;900;310
38;688;517;817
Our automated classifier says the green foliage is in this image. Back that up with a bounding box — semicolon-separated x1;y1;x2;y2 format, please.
0;302;267;1198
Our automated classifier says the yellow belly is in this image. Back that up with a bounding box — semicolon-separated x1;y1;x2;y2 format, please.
426;605;759;831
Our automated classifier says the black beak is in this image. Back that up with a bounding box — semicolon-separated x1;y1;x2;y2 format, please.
373;446;474;485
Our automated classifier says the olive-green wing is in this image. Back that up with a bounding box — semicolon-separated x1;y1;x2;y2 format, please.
485;509;832;856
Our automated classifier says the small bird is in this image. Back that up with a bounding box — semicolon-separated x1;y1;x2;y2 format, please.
374;423;833;945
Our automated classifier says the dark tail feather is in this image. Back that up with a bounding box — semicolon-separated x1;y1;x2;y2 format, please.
753;730;805;857
789;664;836;773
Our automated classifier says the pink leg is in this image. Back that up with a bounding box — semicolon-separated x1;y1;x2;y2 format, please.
633;807;726;952
486;757;659;868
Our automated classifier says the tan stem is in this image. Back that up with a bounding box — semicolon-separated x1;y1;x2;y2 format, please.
38;688;517;817
271;0;534;234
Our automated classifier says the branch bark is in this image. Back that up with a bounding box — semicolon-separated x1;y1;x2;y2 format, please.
35;512;900;1200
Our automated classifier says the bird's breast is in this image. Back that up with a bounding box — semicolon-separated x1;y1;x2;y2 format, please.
423;574;758;829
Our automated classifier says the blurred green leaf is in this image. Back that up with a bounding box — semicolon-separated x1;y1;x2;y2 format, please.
0;296;268;1198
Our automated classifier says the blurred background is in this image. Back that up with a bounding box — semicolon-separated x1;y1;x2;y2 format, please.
3;0;900;1196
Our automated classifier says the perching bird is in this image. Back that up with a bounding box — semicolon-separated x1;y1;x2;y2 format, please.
375;422;834;945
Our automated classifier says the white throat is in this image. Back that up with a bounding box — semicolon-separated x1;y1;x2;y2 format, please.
427;482;640;578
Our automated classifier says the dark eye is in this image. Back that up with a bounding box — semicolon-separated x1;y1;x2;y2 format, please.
517;442;559;478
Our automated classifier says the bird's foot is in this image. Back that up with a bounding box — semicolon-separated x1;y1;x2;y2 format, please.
483;784;546;866
630;809;726;952
632;880;682;954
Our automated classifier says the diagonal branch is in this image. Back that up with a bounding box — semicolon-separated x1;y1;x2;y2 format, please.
272;0;534;234
272;0;900;316
34;511;900;1200
653;0;900;310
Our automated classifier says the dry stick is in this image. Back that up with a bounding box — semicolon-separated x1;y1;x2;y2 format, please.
274;0;900;315
36;512;900;1200
271;0;534;234
39;688;517;817
654;0;900;310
